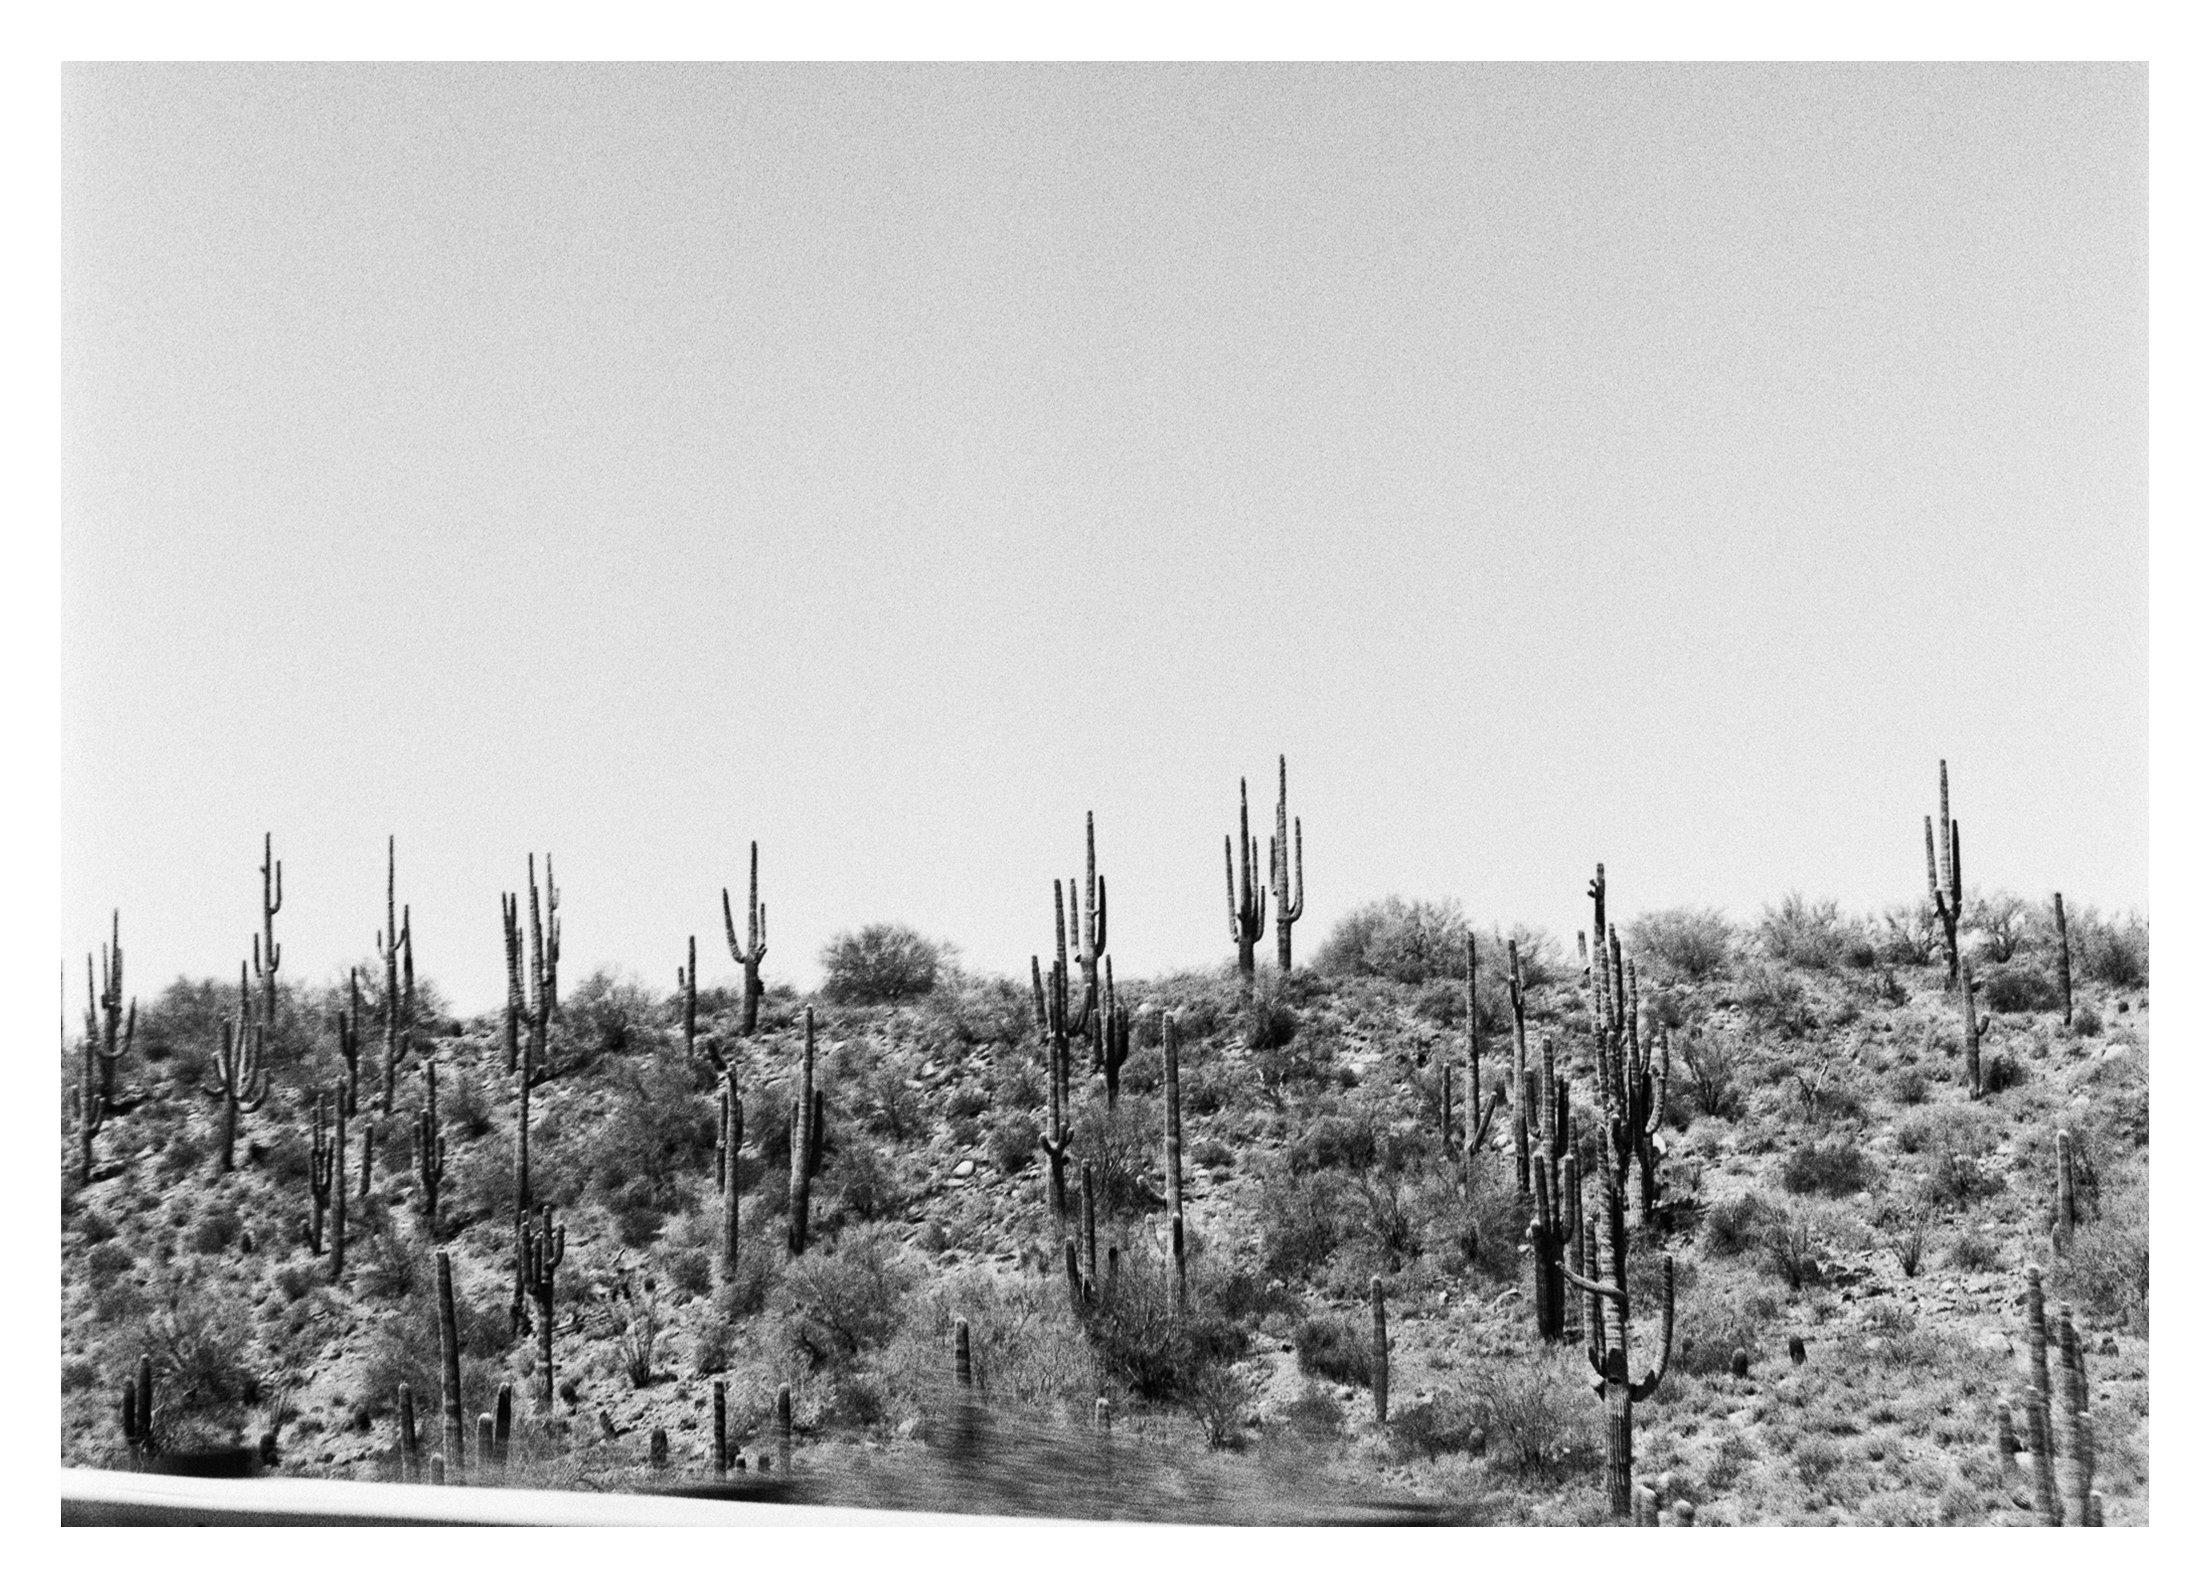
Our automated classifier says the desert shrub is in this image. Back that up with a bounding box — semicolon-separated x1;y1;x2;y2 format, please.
1670;1277;1776;1376
136;977;235;1087
1627;908;1733;980
2052;1179;2148;1333
915;971;1033;1052
898;1270;1092;1423
983;1114;1036;1175
1966;891;2029;963
1757;894;1856;970
191;1203;243;1255
1190;1138;1233;1171
591;1269;667;1388
87;1241;134;1285
819;924;947;1005
1778;1142;1875;1197
1464;1348;1604;1475
1253;1031;1335;1105
1702;1192;1779;1260
1677;1029;1739;1119
1192;1360;1253;1450
579;1055;714;1222
1888;1064;1930;1106
1894;1102;1992;1160
1281;1385;1346;1444
1256;1166;1349;1282
2072;1005;2104;1037
1293;1314;1371;1387
853;1054;925;1143
1410;978;1463;1028
1082;1252;1247;1407
2076;910;2148;989
444;1065;494;1140
1736;962;1810;1036
1390;1391;1487;1459
564;970;663;1056
990;1050;1047;1114
125;1273;261;1443
1983;965;2060;1014
1872;1201;1932;1278
945;1084;989;1121
1946;1230;2001;1272
779;1230;918;1371
1314;897;1469;985
1981;1047;2028;1095
1878;901;1942;966
1237;989;1299;1051
1928;1148;2004;1207
158;1129;209;1180
655;1205;718;1298
1760;1206;1841;1290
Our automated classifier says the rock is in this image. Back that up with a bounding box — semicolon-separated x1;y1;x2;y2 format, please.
1975;1330;2012;1356
952;1159;975;1179
1788;1336;1807;1365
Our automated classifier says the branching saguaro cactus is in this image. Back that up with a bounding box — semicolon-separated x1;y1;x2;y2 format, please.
1163;1012;1187;1310
787;1005;825;1256
1459;932;1503;1173
253;832;283;1025
1031;881;1093;1223
718;1077;745;1287
1225;779;1268;982
304;1089;334;1255
722;841;767;1036
435;1250;465;1484
1562;1133;1676;1520
202;964;270;1176
1589;923;1671;1228
2052;892;2074;1028
1269;755;1304;974
519;1206;566;1406
415;1058;446;1236
504;855;571;1272
1370;1277;1390;1425
1064;1159;1103;1313
2018;1265;2104;1525
1066;812;1110;1015
85;910;137;1113
1962;965;1992;1099
1926;760;1964;987
375;838;417;1115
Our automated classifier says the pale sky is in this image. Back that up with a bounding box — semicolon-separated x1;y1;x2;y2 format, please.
60;63;2147;1014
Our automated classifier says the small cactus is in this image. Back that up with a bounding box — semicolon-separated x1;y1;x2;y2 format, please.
1369;1276;1390;1425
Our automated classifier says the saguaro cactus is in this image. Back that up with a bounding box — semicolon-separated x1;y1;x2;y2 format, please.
1562;1132;1676;1519
494;1383;512;1468
1066;812;1110;1016
1926;760;1964;986
1269;755;1304;974
1225;779;1268;981
2053;892;2074;1028
1370;1277;1390;1425
2052;1129;2079;1249
775;1383;794;1474
2019;1265;2104;1525
378;838;416;1116
787;1006;824;1256
304;1090;334;1254
397;1384;420;1483
722;841;768;1036
1100;958;1130;1108
435;1250;465;1484
203;964;271;1176
718;1078;745;1287
1031;882;1092;1223
121;1354;155;1463
1589;925;1670;1228
677;935;699;1066
1962;966;1992;1099
713;1380;730;1475
85;910;137;1113
415;1057;446;1235
1508;938;1533;1199
520;1205;566;1406
254;832;283;1025
1163;1012;1187;1310
505;856;573;1322
333;968;364;1117
1460;932;1503;1175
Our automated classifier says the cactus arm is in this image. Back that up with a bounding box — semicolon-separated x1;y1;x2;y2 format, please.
1557;1262;1628;1308
1629;1257;1676;1402
722;886;743;962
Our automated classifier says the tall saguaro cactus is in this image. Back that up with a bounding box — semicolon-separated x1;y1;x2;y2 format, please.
1926;760;1964;986
305;1090;334;1255
1269;755;1304;974
1067;812;1109;1017
677;935;699;1066
1369;1277;1391;1424
718;1078;745;1287
505;855;568;1277
254;832;283;1025
1224;779;1268;981
787;1006;824;1256
1508;938;1534;1200
2019;1265;2104;1525
1589;923;1671;1228
435;1250;465;1483
202;964;271;1176
722;841;768;1036
2053;892;2074;1028
1100;958;1130;1108
1163;1012;1187;1310
378;838;416;1116
1962;966;1992;1099
86;910;137;1114
1460;931;1502;1173
1031;881;1092;1223
519;1206;566;1406
1562;1133;1676;1519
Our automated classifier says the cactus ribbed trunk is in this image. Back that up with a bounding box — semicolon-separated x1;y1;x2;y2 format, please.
398;1383;419;1483
1369;1277;1390;1424
1225;780;1266;981
330;1099;348;1281
1269;755;1303;974
1164;1013;1186;1310
435;1251;464;1485
1509;940;1531;1201
724;842;768;1037
720;1082;744;1285
2053;892;2074;1028
788;1006;818;1256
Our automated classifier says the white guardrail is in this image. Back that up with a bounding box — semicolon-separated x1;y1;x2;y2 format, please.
60;1467;1017;1526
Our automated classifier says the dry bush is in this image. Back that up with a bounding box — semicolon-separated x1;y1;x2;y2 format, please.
1758;893;1860;970
1315;897;1469;985
818;924;949;1005
1627;907;1734;980
2052;1177;2148;1334
1463;1348;1604;1475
